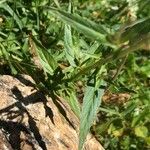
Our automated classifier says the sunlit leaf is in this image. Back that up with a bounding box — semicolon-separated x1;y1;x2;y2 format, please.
48;7;115;47
64;3;76;67
79;79;105;150
31;36;58;75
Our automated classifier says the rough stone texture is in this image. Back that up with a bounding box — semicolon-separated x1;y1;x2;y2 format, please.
0;75;104;150
0;130;13;150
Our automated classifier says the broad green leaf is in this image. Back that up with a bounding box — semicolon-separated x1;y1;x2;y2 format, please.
0;3;23;30
134;126;148;138
49;7;114;47
79;79;105;150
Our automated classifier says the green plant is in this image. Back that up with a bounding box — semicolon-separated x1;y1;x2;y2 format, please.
0;0;150;150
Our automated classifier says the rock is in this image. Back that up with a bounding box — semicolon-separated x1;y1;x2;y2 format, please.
0;130;13;150
0;75;104;150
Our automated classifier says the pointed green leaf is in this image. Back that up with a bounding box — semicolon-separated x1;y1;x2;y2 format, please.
32;36;58;75
49;7;113;47
64;3;76;67
79;79;105;150
64;25;76;66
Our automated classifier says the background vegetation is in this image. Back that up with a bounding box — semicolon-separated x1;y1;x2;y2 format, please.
0;0;150;149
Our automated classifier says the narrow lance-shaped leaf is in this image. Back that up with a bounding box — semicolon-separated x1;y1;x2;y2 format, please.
64;3;76;66
79;79;105;150
48;7;114;47
31;36;58;75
